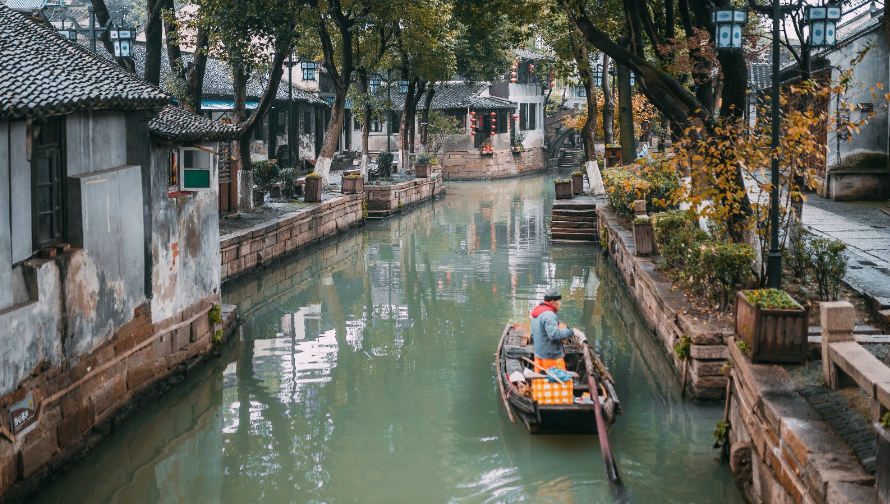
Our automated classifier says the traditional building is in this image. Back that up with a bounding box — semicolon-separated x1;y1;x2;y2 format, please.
0;8;235;499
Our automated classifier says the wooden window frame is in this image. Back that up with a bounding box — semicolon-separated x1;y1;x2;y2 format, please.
31;117;67;251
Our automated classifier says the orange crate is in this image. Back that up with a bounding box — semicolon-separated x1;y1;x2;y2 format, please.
531;378;574;405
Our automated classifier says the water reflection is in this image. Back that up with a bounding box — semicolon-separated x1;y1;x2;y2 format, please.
29;175;743;504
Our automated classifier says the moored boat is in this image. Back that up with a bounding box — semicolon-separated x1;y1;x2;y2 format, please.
496;323;620;434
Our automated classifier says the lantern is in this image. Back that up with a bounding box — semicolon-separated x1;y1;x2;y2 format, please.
528;64;535;71
471;131;476;136
511;78;517;83
490;131;496;136
805;3;841;47
109;24;134;57
470;111;476;116
712;7;747;50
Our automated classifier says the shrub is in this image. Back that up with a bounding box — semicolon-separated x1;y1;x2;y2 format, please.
416;154;432;165
602;160;679;217
555;178;571;183
251;160;279;206
652;210;707;269
376;151;394;178
278;168;301;198
702;243;755;309
572;170;584;176
602;168;651;217
783;218;810;280
633;216;650;225
809;238;847;301
306;172;322;179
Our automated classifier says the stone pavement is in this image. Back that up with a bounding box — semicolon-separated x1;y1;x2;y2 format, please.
803;196;890;312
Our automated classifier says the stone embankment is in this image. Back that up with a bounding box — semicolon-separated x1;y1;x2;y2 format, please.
220;194;364;282
596;203;731;400
0;300;238;504
364;174;446;218
440;147;546;180
595;199;880;503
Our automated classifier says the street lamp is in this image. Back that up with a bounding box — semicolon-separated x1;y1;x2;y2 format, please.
107;20;133;58
593;64;603;87
57;18;78;40
714;2;841;288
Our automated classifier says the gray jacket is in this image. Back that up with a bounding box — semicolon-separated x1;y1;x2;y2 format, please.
531;307;574;359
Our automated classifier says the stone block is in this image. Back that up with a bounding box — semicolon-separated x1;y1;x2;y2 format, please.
126;361;156;391
690;372;727;389
802;453;874;503
167;350;189;370
189;312;209;343
17;432;55;479
57;406;92;449
689;344;728;360
690;359;726;376
821;301;856;336
91;374;126;416
826;481;880;504
151;332;174;360
828;341;890;396
677;313;730;345
633;199;646;216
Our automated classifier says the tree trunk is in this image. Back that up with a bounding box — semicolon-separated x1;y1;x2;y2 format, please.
571;32;604;194
602;55;615;145
163;0;207;113
617;58;635;163
399;79;417;171
143;0;164;85
358;72;372;178
407;79;425;155
89;0;136;72
316;88;346;186
420;84;435;150
233;64;251;211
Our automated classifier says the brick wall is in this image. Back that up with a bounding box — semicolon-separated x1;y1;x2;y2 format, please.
220;194;364;282
440;147;546;181
364;175;446;216
597;204;730;400
0;297;237;503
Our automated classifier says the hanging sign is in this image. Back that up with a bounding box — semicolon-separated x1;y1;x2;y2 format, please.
9;394;37;436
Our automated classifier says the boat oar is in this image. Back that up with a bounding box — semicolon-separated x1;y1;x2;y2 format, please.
580;339;622;485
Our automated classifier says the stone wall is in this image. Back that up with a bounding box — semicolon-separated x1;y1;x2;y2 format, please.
597;204;730;400
439;147;546;180
0;297;237;504
219;194;364;282
364;175;446;217
726;337;877;504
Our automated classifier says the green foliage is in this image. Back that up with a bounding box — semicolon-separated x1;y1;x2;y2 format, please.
881;412;890;429
633;216;650;225
810;238;847;301
736;340;752;354
602;159;679;217
377;151;394;178
251;161;279;206
652;210;707;269
572;170;584;176
743;289;799;310
416;154;432;165
783;218;810;281
208;305;222;325
703;243;756;309
555;178;571;183
713;420;731;449
306;172;322;179
278;168;301;198
674;335;691;361
424;111;464;154
212;329;223;345
362;201;369;220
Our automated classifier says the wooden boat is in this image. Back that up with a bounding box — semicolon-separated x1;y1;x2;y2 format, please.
496;323;621;434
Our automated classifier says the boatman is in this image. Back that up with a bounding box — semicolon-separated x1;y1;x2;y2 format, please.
531;288;586;371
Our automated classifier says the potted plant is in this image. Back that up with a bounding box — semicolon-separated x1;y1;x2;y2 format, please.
511;132;525;153
341;174;364;194
605;144;622;168
875;413;890;501
415;154;432;178
571;170;584;195
554;178;573;199
304;172;323;202
633;216;654;256
735;289;808;363
480;139;494;155
376;151;394;179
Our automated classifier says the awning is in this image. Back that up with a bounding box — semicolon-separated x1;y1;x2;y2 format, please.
201;100;260;110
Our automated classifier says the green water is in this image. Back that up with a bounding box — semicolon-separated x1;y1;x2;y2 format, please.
30;175;744;504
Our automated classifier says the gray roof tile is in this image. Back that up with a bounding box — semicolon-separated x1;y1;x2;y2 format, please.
149;104;237;142
0;6;170;119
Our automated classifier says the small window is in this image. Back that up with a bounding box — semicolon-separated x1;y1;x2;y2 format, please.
180;147;214;191
302;62;317;81
303;110;312;135
528;103;537;130
369;77;381;93
399;80;409;93
389;111;400;133
370;117;382;132
577;85;586;97
520;103;528;131
31;117;66;250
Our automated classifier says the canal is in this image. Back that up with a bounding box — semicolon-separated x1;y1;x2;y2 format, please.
30;174;744;503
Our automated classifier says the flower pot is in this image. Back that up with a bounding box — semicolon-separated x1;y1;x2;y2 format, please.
605;146;622;168
415;164;431;178
735;290;808;364
572;174;583;195
270;186;282;199
555;181;573;200
875;424;890;503
511;146;522;154
341;176;364;194
304;176;323;203
481;150;494;156
633;221;654;256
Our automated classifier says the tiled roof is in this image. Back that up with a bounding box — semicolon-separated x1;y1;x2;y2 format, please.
149;105;237;142
351;82;515;111
4;0;49;10
748;63;772;91
514;48;553;62
0;7;170;119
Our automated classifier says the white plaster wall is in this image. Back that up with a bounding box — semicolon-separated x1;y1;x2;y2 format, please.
66;111;128;176
9;121;31;264
0;121;11;310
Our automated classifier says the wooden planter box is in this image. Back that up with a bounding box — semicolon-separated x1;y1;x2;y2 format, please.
735;290;808;364
415;164;431;178
555;181;573;200
875;424;890;504
304;176;323;202
572;174;584;195
341;176;364;194
633;221;654;256
605;147;622;168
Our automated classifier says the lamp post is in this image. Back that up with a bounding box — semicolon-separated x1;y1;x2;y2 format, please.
107;19;133;58
713;2;840;289
593;64;603;87
386;69;392;152
283;55;297;166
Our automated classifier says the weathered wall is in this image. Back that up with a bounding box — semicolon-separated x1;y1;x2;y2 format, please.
66;111;128;176
0;299;237;503
0;121;12;310
8;121;30;264
219;194;364;282
596;204;731;400
149;145;221;322
439;147;546;181
363;175;446;216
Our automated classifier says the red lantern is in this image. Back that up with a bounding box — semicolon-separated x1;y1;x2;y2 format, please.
492;118;497;123
490;112;496;116
471;131;476;136
528;64;534;71
550;82;555;87
490;131;496;136
470;111;476;116
510;78;517;83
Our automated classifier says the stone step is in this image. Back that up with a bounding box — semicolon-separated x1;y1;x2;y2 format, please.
551;209;597;217
551;227;597;236
552;201;597;210
550;221;597;229
552;231;597;241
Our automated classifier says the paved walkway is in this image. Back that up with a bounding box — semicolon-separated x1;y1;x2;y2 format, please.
803;196;890;310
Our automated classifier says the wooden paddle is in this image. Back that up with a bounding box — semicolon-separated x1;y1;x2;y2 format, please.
580;337;621;485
